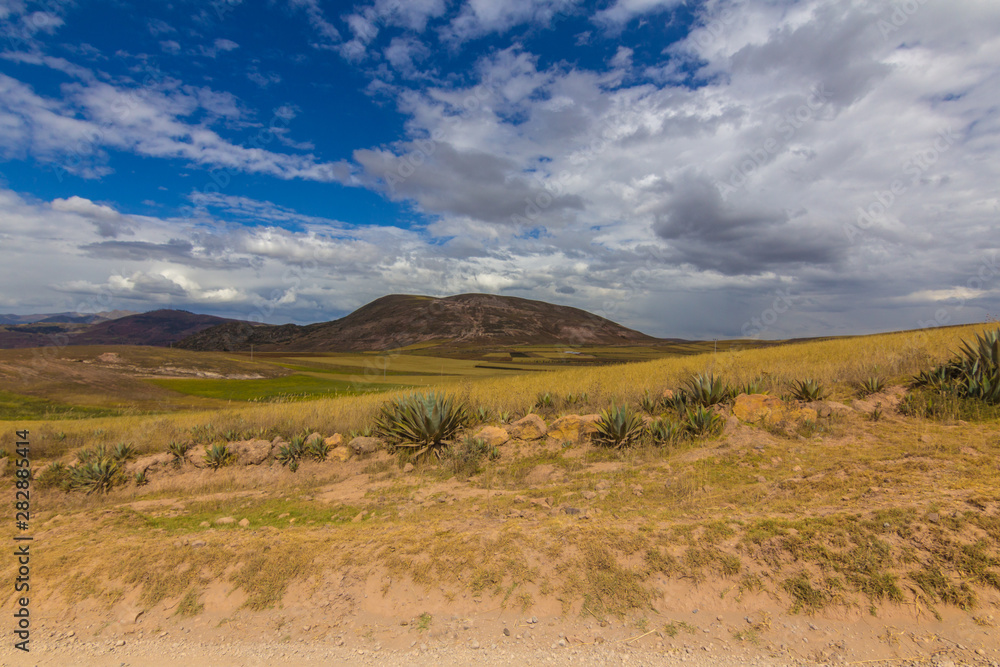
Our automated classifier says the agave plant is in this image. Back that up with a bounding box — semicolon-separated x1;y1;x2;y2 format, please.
374;392;469;458
203;443;235;470
112;442;137;462
685;374;731;407
733;377;768;397
857;376;886;397
473;406;492;424
535;392;554;409
647;418;683;444
277;435;306;471
134;470;149;487
685;406;724;436
790;378;827;401
167;440;192;465
912;329;1000;404
305;438;330;462
69;458;125;495
593;403;646;448
639;390;659;415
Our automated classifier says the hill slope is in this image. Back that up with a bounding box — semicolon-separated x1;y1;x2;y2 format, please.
0;309;236;348
177;293;659;352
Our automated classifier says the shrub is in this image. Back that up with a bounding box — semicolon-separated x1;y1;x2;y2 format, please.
69;458;125;495
374;392;469;459
686;374;731;407
535;392;554;410
733;377;768;397
790;379;827;401
473;406;492;424
134;470;149;487
446;437;498;478
594;404;646;448
36;462;72;491
685;406;723;436
203;443;235;470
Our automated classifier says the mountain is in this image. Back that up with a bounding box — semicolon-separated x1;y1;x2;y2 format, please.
0;310;138;325
0;310;236;349
176;293;660;352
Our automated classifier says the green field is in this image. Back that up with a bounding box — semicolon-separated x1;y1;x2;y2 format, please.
148;373;410;402
0;389;123;421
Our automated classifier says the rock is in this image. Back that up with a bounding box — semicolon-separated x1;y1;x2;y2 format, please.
508;414;547;440
185;445;208;468
238;518;250;527
271;435;286;448
732;394;818;427
473;426;510;447
125;453;173;477
582;491;597;500
928;512;940;523
547;414;599;444
402;463;415;473
662;389;675;402
304;432;323;447
324;434;343;447
331;446;353;462
229;439;272;465
348;436;382;455
215;516;235;525
191;540;207;548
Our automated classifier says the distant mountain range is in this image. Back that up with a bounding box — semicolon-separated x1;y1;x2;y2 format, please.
0;294;662;351
0;310;236;349
176;294;659;352
0;310;138;325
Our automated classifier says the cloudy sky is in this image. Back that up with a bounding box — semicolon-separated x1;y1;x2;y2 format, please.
0;0;998;339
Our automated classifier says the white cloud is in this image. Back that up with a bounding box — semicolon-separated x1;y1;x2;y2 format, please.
441;0;581;44
593;0;686;27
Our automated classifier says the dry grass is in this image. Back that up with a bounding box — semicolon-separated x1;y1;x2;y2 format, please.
2;322;999;623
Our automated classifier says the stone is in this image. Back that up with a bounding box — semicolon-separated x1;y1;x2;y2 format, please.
238;518;250;527
732;394;818;427
928;512;940;523
125;453;173;477
402;462;415;473
215;516;235;525
331;446;353;462
473;426;510;447
508;414;547;440
348;436;382;455
304;432;323;447
547;414;600;444
229;439;272;465
323;433;343;447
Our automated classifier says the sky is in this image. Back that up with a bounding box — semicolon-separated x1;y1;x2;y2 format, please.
0;0;998;340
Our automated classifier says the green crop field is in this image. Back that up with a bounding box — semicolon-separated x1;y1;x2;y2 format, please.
148;373;409;402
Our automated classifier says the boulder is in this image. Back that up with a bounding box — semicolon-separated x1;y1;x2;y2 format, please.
547;414;600;444
304;432;323;447
323;433;343;447
125;453;173;477
229;439;272;465
473;426;510;447
508;414;547;441
348;436;382;455
733;394;818;427
331;446;353;462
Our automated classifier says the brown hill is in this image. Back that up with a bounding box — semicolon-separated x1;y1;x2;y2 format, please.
0;309;237;349
176;294;659;352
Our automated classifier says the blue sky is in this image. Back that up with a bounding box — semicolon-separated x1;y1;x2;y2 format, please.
1;0;998;339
